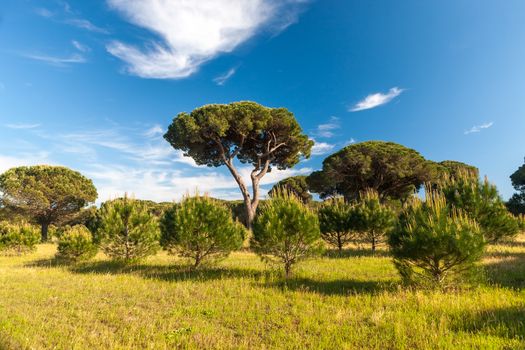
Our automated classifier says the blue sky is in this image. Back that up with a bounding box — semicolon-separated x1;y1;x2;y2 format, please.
1;0;525;202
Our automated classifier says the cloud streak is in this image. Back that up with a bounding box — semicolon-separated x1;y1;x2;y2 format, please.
464;122;494;135
213;67;237;86
106;0;306;79
350;87;404;112
5;123;41;130
22;53;86;66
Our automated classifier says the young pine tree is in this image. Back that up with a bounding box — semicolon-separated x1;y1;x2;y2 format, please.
318;197;356;252
251;190;323;278
353;190;397;252
440;174;519;243
389;190;485;287
160;194;245;268
0;221;40;255
56;225;98;262
98;196;160;262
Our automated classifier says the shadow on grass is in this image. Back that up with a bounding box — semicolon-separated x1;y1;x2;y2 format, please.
26;258;264;283
483;252;525;289
262;277;392;296
452;306;525;340
323;247;391;259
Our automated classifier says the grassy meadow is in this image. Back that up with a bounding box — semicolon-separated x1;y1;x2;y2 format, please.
0;237;524;350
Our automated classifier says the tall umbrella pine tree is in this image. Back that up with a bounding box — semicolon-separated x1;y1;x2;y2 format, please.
0;166;97;242
164;102;313;229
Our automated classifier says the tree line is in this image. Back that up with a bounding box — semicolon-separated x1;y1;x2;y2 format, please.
1;101;524;288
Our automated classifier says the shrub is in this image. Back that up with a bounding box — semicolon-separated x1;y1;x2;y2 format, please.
98;196;160;261
440;175;519;243
251;190;323;278
353;189;397;252
389;190;485;287
0;221;40;255
56;225;98;262
318;197;356;252
160;194;245;268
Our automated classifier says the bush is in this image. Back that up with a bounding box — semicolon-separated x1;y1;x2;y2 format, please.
353;190;397;252
318;197;356;252
56;225;98;262
160;194;245;268
440;175;520;243
98;196;160;261
389;190;485;288
251;190;323;278
0;221;40;255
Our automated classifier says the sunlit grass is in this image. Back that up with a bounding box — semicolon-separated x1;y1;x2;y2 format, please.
0;237;524;349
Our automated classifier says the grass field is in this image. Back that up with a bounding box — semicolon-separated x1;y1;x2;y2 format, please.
0;237;524;349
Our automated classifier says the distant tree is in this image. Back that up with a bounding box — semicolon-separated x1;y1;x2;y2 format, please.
307;141;436;201
164;101;313;229
437;160;479;181
353;189;397;252
507;158;525;215
317;197;355;252
251;190;323;278
389;190;485;287
0;166;97;242
98;196;160;261
440;175;519;243
268;175;312;203
160;194;245;268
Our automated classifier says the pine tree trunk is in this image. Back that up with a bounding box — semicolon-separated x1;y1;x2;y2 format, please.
41;222;49;243
371;235;376;252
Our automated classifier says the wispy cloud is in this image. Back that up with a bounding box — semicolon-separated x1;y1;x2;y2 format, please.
311;139;335;155
65;18;109;34
5;123;41;130
464;122;494;135
213;67;237;86
350;87;404;112
72;40;90;52
22;53;86;66
34;8;54;18
313;116;340;138
106;0;307;79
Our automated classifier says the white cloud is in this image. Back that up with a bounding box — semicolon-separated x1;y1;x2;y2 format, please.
72;40;90;53
350;87;404;112
143;124;164;138
65;18;109;34
464;122;494;135
310;139;335;155
22;53;86;66
0;152;54;174
213;67;237;86
314;116;340;138
5;123;41;130
106;0;306;79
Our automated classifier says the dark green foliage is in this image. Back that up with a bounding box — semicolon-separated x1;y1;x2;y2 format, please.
269;176;312;203
389;191;485;287
353;190;397;252
0;165;97;242
56;225;98;262
164;101;313;228
0;221;40;255
98;196;160;262
440;175;519;243
307;141;436;201
507;158;525;215
318;197;355;252
160;194;245;268
251;190;323;278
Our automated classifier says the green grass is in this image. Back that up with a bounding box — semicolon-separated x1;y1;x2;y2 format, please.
0;237;524;349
